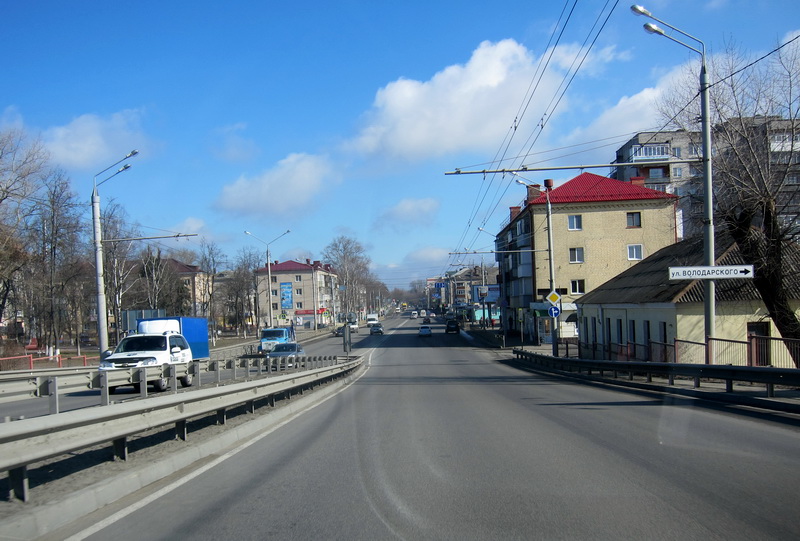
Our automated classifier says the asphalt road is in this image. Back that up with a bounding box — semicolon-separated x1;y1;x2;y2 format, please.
65;316;800;540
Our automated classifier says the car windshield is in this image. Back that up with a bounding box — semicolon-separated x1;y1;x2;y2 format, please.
272;343;296;352
261;330;286;339
116;335;166;352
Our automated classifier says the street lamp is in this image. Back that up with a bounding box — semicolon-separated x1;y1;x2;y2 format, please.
515;174;558;355
92;150;138;354
631;4;716;339
244;229;291;328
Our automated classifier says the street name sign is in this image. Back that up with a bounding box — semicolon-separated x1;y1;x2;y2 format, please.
668;265;754;280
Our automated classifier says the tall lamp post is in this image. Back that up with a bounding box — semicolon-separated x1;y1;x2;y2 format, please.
631;4;715;340
244;229;290;328
92;150;138;354
514;175;558;356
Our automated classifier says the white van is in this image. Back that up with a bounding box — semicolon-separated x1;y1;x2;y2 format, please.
410;311;418;319
420;310;427;317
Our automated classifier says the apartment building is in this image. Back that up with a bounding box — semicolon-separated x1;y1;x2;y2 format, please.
496;172;677;344
612;129;703;240
255;259;338;329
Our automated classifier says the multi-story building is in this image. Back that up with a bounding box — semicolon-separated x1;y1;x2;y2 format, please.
255;259;338;329
612;130;703;240
495;172;678;344
713;116;800;233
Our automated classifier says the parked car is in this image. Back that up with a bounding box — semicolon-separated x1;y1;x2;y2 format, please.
418;325;432;337
370;323;384;335
445;320;460;333
268;342;305;369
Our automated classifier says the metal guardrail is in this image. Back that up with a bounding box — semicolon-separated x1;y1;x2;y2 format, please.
513;348;800;401
0;355;362;501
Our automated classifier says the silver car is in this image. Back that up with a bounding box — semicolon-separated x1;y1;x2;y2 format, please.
268;342;305;370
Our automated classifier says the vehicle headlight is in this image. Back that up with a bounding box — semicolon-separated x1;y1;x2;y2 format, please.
99;360;113;369
142;357;159;366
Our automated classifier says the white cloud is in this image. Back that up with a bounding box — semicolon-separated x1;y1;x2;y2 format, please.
1;106;24;131
41;109;150;170
216;152;336;217
374;198;440;232
404;246;450;266
211;122;260;163
345;38;625;163
347;39;549;161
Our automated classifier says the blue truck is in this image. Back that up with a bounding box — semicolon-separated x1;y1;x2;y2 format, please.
136;316;210;360
258;327;293;353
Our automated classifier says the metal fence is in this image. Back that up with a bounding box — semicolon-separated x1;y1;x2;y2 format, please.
580;335;800;369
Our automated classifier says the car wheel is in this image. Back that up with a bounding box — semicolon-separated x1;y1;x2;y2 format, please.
152;377;168;392
180;374;193;388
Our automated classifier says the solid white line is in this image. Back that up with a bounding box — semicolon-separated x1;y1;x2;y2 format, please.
66;355;373;541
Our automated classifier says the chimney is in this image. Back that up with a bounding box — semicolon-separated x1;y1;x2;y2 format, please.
509;206;521;221
525;184;541;204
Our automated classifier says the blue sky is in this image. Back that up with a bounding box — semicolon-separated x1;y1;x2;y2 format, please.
3;0;799;289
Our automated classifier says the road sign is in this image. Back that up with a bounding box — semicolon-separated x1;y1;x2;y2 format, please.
668;265;754;280
546;291;561;305
547;305;561;318
435;282;446;288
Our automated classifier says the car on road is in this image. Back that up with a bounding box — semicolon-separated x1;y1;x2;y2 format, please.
418;325;432;337
370;323;384;335
333;326;346;337
268;342;305;369
422;316;431;324
445;320;460;333
348;321;359;333
99;331;194;392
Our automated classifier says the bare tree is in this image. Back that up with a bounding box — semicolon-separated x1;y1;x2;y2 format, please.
22;169;83;355
101;200;141;343
0;129;48;323
222;248;259;336
322;236;371;317
198;239;227;340
659;39;800;363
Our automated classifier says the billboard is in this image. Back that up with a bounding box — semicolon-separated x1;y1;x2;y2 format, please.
280;282;293;309
471;284;500;304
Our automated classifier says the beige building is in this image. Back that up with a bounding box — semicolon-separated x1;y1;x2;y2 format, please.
254;259;338;329
496;172;677;344
576;233;800;368
612;129;704;240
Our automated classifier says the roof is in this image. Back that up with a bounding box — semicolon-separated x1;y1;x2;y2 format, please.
257;259;336;274
528;172;677;205
577;231;800;306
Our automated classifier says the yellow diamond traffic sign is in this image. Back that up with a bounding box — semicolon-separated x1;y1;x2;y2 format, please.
546;291;561;305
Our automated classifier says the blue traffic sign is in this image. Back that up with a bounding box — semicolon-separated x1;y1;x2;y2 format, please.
548;306;561;318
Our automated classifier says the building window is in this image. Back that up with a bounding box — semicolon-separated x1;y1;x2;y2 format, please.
271;303;278;311
787;173;800;185
569;247;584;263
295;288;303;295
270;289;277;297
271;276;277;283
627;212;642;228
570;279;585;294
673;147;682;158
689;144;701;156
295;275;302;282
673;167;683;177
295;302;303;309
649;168;664;179
628;244;643;260
568;215;582;231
